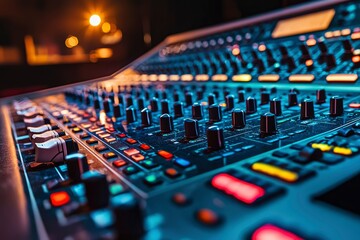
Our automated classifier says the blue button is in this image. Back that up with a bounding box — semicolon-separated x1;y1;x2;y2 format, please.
174;158;191;168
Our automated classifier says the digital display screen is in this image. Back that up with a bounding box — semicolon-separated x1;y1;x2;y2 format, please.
272;9;335;38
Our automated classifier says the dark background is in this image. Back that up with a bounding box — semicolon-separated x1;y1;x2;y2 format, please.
0;0;312;98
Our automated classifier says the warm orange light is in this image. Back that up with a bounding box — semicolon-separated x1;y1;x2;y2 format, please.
65;36;79;48
102;22;111;33
305;59;313;66
89;14;101;26
306;38;316;47
232;47;240;56
258;44;266;52
352;55;360;63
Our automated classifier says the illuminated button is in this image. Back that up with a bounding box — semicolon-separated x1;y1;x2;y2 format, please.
174;158;191;168
258;74;279;82
109;183;124;196
311;143;333;152
169;75;180;81
95;145;108;152
288;74;314;82
158;150;173;160
72;127;83;133
141;160;159;169
306;38;316;46
50;191;70;207
126;138;138;144
341;28;351;36
143;174;162;186
118;133;127;138
195;74;209;81
158;74;168;81
211;173;265;204
349;102;360;108
104;136;116;143
99;132;110;138
89;126;101;132
106;127;115;133
181;74;193;81
139;144;151;150
212;74;228;82
172;193;190;206
123;166;139;175
124;148;140;156
131;153;145;162
252;224;303;240
86;138;98;145
103;152;117;159
326;74;358;83
351;32;360;40
232;74;252;82
165;168;181;178
196;208;220;226
113;159;127;168
251;162;298;183
333;147;353;156
89;117;97;122
80;133;90;139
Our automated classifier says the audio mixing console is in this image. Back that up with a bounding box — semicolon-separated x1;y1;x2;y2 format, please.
1;0;360;239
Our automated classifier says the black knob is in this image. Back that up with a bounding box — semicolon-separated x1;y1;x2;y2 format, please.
150;97;159;112
192;103;203;120
65;153;89;182
82;171;109;209
94;97;101;110
126;107;137;124
126;96;134;108
208;104;222;123
173;102;184;118
208;93;216;105
288;92;298;107
225;95;235;111
103;98;113;115
231;109;246;129
161;99;170;114
342;40;353;59
260;112;277;137
270;98;282;116
246;97;257;114
141;108;152;127
113;193;144;240
160;114;174;133
184;118;200;139
330;96;344;116
137;97;145;110
316;89;326;104
113;104;123;118
300;99;315;120
173;91;180;102
207;126;225;150
196;89;204;100
238;90;245;103
185;92;193;107
260;92;270;105
118;94;125;105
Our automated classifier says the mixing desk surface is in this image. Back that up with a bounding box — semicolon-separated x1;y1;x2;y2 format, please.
1;0;360;239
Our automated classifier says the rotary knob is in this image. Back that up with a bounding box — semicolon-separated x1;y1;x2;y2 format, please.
208;93;216;106
161;99;170;114
329;96;344;116
231;109;246;129
150;97;159;112
160;114;174;133
185;92;193;107
192;103;203;120
141;108;152;127
316;89;326;104
208;104;222;123
246;97;257;114
300;99;315;120
260;92;270;105
225;95;235;111
126;107;137;124
238;90;245;103
270;98;282;116
260;112;277;137
174;102;184;118
288;92;298;107
207;126;225;150
184;118;200;139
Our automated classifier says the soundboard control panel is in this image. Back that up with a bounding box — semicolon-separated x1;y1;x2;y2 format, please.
1;1;360;239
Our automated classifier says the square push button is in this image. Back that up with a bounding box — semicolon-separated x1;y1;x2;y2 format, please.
50;191;70;207
143;174;163;186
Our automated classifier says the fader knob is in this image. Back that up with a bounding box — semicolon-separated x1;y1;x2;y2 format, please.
300;99;315;120
192;103;203;120
208;104;222;123
288;92;298;107
160;114;174;133
184;118;200;139
65;153;89;182
207;126;225;150
113;104;123;118
225;94;235;111
270;98;282;116
126;107;137;124
246;97;257;114
316;89;326;104
103;98;113;115
141;108;152;127
260;112;277;137
231;109;246;129
137;97;145;110
82;171;109;209
24;116;50;128
126;96;134;108
330;96;344;116
113;193;144;240
174;102;184;118
94;97;101;110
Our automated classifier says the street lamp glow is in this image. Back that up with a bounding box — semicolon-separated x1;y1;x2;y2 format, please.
89;14;101;26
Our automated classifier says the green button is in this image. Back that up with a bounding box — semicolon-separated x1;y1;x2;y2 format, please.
145;175;157;183
110;184;124;196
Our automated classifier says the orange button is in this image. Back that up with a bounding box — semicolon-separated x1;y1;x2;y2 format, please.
139;144;151;151
50;191;70;207
165;168;180;178
126;138;138;144
118;133;126;138
349;102;360;108
131;153;145;162
172;193;189;205
124;148;140;156
196;208;220;225
113;159;127;168
158;150;173;159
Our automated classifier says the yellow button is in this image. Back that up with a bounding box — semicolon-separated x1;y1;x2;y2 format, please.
312;143;333;152
326;74;358;83
195;74;209;81
181;74;193;81
288;74;315;82
333;147;352;156
212;74;228;82
251;162;298;182
258;74;280;82
232;74;252;82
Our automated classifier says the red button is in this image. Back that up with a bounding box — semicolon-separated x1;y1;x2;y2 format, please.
113;159;127;168
158;150;173;160
165;168;180;178
139;144;151;150
211;173;265;204
131;153;145;162
106;127;115;133
50;191;70;207
349;102;360;108
196;208;220;225
89;117;97;122
124;148;140;156
118;133;126;138
126;138;138;144
172;193;189;205
252;224;303;240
